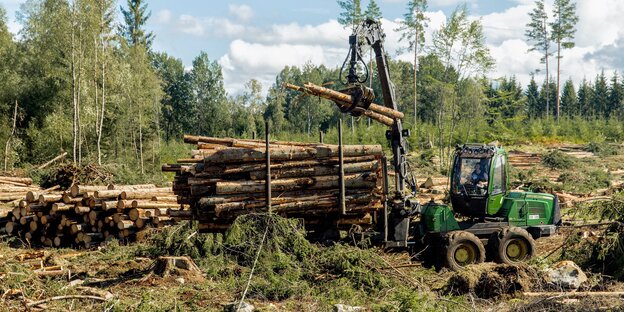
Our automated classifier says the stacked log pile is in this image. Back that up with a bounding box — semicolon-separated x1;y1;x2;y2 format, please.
164;135;385;232
417;176;447;203
1;183;182;247
0;176;39;204
507;151;542;170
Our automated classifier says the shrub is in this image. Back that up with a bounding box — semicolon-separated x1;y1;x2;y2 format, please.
542;150;574;169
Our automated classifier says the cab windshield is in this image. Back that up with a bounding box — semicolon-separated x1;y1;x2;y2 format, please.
451;157;490;196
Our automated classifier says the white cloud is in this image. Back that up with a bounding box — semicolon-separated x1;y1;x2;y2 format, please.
176;14;245;38
229;4;254;22
155;10;172;24
183;0;624;95
258;20;349;46
575;0;624;48
480;3;532;45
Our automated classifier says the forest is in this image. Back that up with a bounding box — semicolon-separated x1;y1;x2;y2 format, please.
0;0;622;181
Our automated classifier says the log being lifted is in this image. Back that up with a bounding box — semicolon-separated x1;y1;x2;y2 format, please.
283;82;404;122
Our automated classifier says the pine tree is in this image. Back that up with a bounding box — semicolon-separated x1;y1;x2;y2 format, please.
539;79;557;118
526;0;552;118
396;0;428;128
364;0;382;21
526;75;541;118
593;71;609;117
608;72;624;118
119;0;154;48
560;78;577;117
577;78;592;117
550;0;578;120
337;0;363;29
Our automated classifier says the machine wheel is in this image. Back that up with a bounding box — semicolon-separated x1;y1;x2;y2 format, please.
490;227;536;265
442;231;486;271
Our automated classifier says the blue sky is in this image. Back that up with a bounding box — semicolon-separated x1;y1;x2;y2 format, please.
3;1;624;95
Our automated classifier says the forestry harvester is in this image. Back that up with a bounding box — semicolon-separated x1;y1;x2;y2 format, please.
326;19;560;270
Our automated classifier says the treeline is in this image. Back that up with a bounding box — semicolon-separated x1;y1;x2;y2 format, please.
0;0;622;177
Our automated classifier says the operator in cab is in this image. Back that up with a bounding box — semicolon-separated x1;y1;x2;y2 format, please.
471;163;488;193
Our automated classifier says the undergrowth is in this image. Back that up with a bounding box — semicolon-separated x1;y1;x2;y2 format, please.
136;215;463;311
560;192;624;279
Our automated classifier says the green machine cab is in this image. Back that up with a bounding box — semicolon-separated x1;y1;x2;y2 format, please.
414;144;560;270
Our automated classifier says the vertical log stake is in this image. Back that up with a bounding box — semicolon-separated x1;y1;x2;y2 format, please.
265;122;271;213
338;120;346;215
382;156;389;242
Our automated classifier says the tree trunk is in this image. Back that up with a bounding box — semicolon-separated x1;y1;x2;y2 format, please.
414;24;419;130
4;100;18;171
139;111;144;174
71;15;77;164
556;39;561;121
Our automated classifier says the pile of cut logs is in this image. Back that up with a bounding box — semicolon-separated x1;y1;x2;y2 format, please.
163;135;385;232
0;176;39;203
1;182;184;247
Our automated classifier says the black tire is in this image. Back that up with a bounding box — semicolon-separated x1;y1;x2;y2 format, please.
442;231;486;271
490;227;536;265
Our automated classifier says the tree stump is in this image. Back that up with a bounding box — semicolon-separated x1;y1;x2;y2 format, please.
152;256;202;278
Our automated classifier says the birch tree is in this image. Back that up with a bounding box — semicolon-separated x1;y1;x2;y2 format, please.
397;0;428;128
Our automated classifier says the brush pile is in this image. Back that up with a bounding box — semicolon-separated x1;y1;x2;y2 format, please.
1;182;184;248
163;135;385;232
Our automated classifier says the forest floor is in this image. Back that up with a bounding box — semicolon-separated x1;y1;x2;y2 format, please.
2;143;624;312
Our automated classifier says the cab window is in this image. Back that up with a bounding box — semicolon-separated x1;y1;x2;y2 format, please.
491;155;505;194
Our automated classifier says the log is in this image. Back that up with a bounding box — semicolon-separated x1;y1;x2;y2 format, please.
184;134;318;147
151;196;179;202
106;184;157;190
167;209;193;219
301;82;404;120
37;152;68;170
0;194;26;201
120;189;173;200
117;220;134;230
0;176;33;185
215;173;378;195
131;201;180;209
70;185;108;197
62;193;83;204
282;83;396;126
51;203;72;214
74;206;90;214
161;164;192;172
248;160;379;180
201;145;382;164
93;190;124;199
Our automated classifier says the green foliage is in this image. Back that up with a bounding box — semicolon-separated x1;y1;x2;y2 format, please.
558;169;610;194
587;142;621;157
561;193;624;279
119;0;154;48
364;0;382;21
135;214;462;309
431;5;493;79
396;0;428;54
337;0;363;28
542;150;574;169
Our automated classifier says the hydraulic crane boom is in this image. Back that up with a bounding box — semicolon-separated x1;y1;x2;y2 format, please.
339;18;417;246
